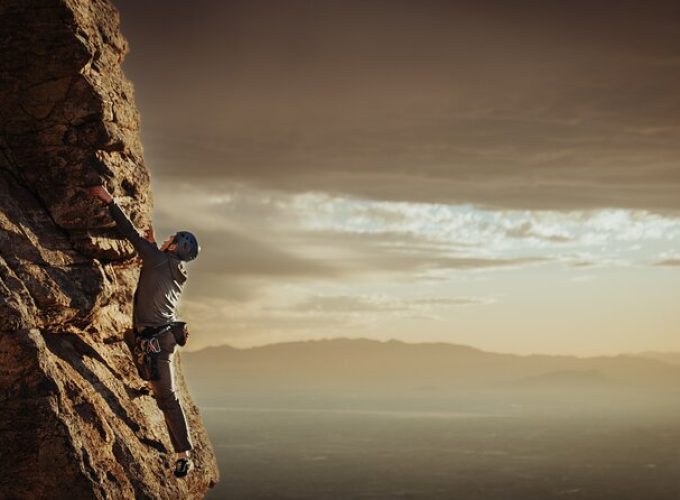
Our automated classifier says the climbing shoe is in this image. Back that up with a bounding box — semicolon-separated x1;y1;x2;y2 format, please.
174;457;192;478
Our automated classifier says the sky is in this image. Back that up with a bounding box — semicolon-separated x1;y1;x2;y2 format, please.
113;0;680;355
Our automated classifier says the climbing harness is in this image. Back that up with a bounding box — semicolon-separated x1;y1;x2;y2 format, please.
130;322;190;381
132;324;172;381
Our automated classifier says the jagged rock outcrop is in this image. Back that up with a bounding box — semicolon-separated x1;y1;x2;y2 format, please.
0;1;219;498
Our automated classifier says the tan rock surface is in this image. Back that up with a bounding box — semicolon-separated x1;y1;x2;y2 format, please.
0;1;219;498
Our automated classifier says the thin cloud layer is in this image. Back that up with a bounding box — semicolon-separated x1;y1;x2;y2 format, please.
654;259;680;266
154;182;680;296
287;295;490;313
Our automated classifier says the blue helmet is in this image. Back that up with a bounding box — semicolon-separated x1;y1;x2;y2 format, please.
174;231;200;261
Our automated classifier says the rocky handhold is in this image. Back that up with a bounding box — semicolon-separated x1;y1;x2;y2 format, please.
0;1;219;498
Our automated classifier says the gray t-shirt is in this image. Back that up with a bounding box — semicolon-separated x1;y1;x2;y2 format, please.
107;201;187;329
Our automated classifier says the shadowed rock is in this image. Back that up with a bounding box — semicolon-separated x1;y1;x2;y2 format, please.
0;1;219;497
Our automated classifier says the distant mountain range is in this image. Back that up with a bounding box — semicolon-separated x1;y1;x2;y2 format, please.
181;338;680;396
633;351;680;366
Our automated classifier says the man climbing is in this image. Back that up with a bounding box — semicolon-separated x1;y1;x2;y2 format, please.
88;185;200;478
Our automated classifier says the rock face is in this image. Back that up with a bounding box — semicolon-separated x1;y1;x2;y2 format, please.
0;1;219;498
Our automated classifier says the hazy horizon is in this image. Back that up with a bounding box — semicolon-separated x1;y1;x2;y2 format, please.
113;0;680;356
183;335;680;359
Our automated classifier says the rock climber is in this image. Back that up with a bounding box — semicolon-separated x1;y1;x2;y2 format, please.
88;185;200;478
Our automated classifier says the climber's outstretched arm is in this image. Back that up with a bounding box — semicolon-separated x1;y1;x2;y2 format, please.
88;185;160;262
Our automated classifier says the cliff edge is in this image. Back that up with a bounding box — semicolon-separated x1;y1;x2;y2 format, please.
0;1;219;498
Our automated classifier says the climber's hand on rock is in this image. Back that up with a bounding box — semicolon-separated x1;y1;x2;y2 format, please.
88;185;114;204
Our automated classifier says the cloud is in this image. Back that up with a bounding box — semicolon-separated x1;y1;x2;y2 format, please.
335;251;549;275
504;221;573;243
652;252;680;267
152;183;571;289
286;294;490;314
191;228;338;279
152;183;680;292
177;296;354;349
117;0;680;212
181;217;552;300
178;227;346;302
654;259;680;267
